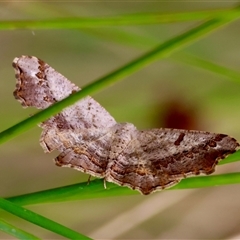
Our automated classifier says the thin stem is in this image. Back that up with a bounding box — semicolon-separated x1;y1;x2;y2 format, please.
6;172;240;206
0;7;239;29
0;198;92;239
0;219;40;239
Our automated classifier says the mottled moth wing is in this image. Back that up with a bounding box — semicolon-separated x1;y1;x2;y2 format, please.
54;127;116;178
105;124;239;194
13;56;79;109
13;56;116;153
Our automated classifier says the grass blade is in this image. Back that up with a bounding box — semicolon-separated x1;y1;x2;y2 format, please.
0;218;40;239
218;150;240;165
0;7;240;30
172;52;240;83
0;198;92;239
6;171;240;206
170;172;240;190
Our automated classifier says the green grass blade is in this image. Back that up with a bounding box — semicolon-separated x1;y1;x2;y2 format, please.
172;52;240;83
0;198;92;239
0;218;40;239
6;171;240;206
219;150;240;165
170;172;240;190
0;14;239;145
0;7;240;30
7;180;112;206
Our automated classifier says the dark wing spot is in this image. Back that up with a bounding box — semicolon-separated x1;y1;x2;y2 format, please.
208;140;217;147
214;134;227;142
174;133;185;146
36;71;44;79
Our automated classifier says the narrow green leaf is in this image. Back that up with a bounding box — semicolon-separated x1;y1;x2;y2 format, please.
0;198;92;239
0;13;239;145
219;150;240;165
172;52;240;83
0;7;239;30
6;171;240;206
0;218;40;239
170;172;240;190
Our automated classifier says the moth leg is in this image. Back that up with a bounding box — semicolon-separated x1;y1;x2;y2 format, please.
87;175;92;185
103;178;107;189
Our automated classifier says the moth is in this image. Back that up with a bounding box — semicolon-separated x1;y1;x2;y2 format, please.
13;55;239;195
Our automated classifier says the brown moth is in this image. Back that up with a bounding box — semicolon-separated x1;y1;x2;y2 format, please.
13;55;239;195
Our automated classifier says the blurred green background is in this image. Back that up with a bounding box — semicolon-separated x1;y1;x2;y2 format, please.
1;1;240;239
